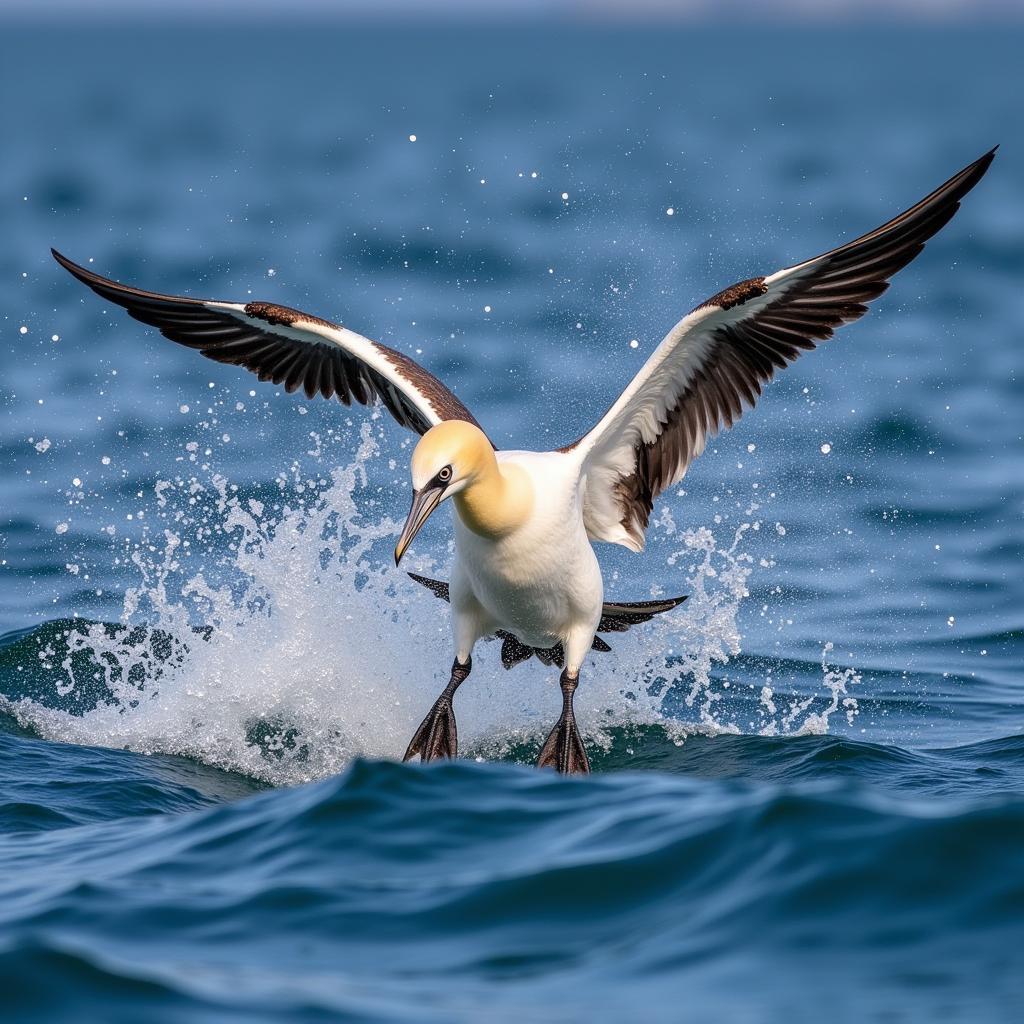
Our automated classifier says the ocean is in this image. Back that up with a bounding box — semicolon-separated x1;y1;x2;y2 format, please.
1;18;1022;1022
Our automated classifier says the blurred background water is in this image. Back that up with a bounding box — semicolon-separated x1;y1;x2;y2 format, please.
1;9;1022;1022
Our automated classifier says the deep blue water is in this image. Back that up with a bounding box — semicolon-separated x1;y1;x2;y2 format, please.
2;19;1023;1023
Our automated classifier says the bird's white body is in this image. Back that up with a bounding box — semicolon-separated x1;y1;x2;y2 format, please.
449;450;601;668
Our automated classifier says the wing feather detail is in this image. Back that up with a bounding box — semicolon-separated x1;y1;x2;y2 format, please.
51;249;488;441
564;148;995;551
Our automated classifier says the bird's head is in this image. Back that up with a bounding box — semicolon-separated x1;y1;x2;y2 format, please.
394;420;493;565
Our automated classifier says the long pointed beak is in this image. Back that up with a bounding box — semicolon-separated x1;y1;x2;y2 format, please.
394;486;445;566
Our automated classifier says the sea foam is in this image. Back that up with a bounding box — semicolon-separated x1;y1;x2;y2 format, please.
3;418;856;784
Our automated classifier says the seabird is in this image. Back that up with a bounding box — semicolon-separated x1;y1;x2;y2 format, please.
52;148;994;773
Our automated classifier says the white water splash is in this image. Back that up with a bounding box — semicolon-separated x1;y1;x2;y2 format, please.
4;422;856;783
787;643;861;735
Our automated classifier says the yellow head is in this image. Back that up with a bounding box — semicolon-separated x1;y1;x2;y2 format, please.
394;420;495;564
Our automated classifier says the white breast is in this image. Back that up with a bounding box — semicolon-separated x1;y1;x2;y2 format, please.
451;450;603;649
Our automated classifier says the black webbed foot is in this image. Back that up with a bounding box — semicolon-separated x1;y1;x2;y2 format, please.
537;669;591;775
404;695;458;762
403;657;471;763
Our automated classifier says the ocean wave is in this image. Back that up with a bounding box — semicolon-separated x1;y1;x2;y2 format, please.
2;744;1023;1020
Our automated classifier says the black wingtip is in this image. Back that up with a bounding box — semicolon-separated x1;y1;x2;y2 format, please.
50;248;213;310
51;248;102;290
953;146;997;200
51;248;118;302
976;145;998;170
51;247;83;273
969;146;997;180
51;247;73;270
948;147;997;194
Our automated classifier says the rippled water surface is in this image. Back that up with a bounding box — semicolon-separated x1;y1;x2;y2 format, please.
1;19;1022;1023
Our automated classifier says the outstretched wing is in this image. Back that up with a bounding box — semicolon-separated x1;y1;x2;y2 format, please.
562;148;995;551
52;249;487;439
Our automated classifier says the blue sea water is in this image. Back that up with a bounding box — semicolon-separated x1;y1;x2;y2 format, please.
1;17;1023;1022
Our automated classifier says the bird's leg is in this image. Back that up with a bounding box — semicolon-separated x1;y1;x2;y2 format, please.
537;667;591;775
403;656;472;763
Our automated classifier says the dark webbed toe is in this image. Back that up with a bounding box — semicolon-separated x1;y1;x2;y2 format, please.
537;715;590;774
536;669;591;775
403;656;471;764
404;696;458;762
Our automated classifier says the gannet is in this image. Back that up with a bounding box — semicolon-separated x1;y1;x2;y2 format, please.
52;148;994;773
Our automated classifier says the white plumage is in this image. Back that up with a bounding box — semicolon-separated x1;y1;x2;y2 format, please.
450;450;602;662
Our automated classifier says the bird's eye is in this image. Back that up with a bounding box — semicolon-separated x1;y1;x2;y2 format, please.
438;465;453;483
